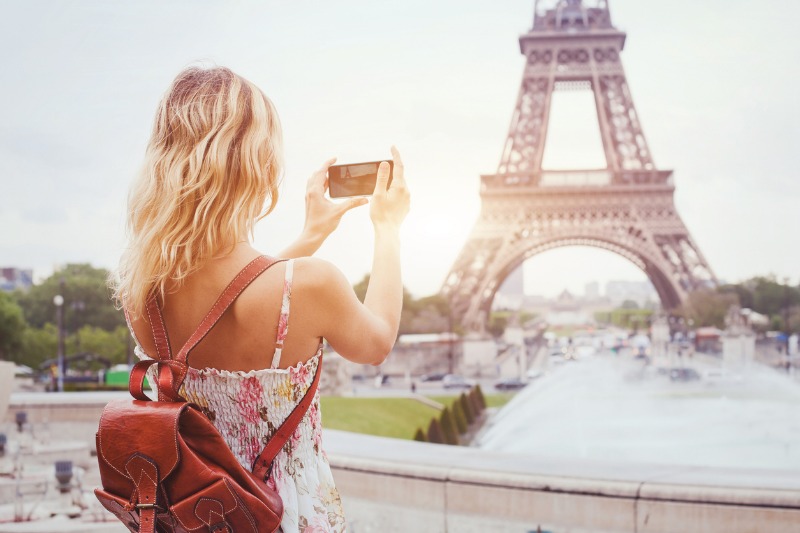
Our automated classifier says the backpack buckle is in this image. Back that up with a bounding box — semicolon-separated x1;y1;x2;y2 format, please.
135;503;162;511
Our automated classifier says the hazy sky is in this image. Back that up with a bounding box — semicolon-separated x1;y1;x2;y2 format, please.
1;0;798;298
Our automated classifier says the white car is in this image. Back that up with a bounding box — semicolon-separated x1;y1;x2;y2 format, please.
442;374;475;389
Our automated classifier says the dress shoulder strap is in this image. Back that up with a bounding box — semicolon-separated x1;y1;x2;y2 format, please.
270;259;295;369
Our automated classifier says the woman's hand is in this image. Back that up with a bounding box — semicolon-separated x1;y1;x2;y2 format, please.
280;158;367;258
303;157;368;241
370;147;410;232
299;147;410;365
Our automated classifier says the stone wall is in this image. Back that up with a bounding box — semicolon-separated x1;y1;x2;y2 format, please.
325;430;800;533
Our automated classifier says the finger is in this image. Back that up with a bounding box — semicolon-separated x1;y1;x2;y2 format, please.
390;146;404;182
373;161;391;196
308;157;337;193
339;197;369;214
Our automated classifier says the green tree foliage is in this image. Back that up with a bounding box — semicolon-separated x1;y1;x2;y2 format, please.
451;399;468;434
594;309;653;330
749;277;800;317
426;417;445;444
15;324;58;369
0;291;26;360
677;289;739;329
718;283;755;310
413;427;427;442
459;393;475;424
467;389;478;413
14;264;124;331
67;325;131;364
487;313;508;339
439;407;459;445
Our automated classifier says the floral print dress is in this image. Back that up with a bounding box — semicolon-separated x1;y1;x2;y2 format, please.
131;259;346;533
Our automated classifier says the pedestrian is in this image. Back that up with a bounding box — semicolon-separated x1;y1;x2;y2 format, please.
112;65;410;532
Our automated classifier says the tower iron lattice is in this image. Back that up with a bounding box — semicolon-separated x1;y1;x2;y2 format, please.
442;0;716;332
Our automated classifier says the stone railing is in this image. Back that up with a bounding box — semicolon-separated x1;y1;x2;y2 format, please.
5;393;799;532
324;430;800;533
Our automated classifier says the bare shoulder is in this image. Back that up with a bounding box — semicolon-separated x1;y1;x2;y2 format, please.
292;256;348;290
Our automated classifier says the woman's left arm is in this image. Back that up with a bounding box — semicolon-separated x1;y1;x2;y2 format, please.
279;157;367;258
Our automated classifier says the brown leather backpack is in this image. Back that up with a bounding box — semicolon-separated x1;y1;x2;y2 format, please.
95;256;320;533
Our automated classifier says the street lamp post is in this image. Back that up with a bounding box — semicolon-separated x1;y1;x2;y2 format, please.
53;279;66;393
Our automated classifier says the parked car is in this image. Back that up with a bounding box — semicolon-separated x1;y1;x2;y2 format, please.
442;374;475;389
669;367;701;382
420;372;447;382
494;378;527;391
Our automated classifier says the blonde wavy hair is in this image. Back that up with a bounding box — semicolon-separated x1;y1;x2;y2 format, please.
113;65;283;318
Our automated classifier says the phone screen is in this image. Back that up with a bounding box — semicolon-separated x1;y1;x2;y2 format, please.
328;160;393;198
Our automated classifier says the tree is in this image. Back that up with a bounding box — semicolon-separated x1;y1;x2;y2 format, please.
474;385;487;409
750;277;800;317
0;291;26;360
413;428;427;442
678;289;739;329
67;325;131;364
451;399;468;434
469;389;484;415
15;324;58;369
439;407;459;445
426;417;445;444
487;313;508;339
14;264;124;332
459;394;475;424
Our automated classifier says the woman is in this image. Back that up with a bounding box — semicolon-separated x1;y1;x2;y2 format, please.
113;65;409;532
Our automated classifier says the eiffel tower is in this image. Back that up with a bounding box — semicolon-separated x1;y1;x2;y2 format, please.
442;0;716;332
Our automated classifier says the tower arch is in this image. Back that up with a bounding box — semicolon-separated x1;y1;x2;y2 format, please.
467;236;682;333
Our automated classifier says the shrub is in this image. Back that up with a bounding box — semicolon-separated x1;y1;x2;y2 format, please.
413;427;427;442
439;407;459;445
474;384;487;409
469;389;483;415
452;399;468;434
460;393;475;424
427;417;445;444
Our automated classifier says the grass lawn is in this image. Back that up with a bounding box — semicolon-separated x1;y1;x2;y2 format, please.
428;393;515;409
320;392;516;441
320;397;440;440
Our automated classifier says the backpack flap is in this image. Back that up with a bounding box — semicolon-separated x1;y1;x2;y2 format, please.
96;398;185;483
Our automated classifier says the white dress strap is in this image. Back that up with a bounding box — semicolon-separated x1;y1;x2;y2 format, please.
270;259;294;369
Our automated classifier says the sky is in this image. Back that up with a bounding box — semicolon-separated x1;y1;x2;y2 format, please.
1;0;798;299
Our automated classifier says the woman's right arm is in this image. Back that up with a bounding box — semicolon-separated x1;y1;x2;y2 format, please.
299;147;410;365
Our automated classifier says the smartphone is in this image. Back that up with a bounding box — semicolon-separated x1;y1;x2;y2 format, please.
328;160;393;198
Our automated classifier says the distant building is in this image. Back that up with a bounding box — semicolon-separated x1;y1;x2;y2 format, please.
584;281;600;300
0;267;33;292
546;290;592;326
605;280;657;308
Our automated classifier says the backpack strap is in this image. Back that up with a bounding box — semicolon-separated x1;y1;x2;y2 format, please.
174;256;285;366
129;256;285;402
252;353;323;482
145;294;172;361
